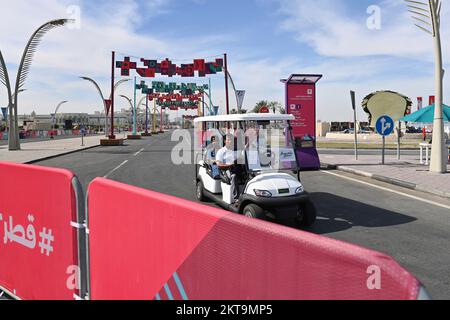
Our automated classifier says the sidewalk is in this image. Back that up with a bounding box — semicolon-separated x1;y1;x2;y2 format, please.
319;151;450;199
0;135;104;164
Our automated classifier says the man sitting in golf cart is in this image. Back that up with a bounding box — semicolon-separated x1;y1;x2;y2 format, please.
216;134;241;203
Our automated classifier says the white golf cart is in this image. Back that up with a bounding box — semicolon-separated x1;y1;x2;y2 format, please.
194;113;317;227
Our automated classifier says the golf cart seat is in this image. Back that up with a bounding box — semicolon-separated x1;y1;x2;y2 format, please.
206;163;222;181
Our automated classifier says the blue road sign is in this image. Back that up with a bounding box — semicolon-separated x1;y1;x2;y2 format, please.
376;115;395;136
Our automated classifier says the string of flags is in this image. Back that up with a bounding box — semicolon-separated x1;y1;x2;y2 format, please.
117;57;224;78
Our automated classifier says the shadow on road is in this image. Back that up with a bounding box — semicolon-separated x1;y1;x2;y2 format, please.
306;192;417;235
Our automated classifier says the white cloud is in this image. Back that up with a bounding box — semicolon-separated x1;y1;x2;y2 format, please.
277;0;450;60
1;0;448;123
0;0;232;115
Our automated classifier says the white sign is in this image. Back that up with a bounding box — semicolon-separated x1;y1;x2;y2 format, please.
279;148;297;162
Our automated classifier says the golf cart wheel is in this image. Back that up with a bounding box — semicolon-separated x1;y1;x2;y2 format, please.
297;199;317;227
196;181;206;202
243;204;265;220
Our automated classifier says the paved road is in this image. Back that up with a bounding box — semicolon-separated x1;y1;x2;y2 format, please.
34;131;450;299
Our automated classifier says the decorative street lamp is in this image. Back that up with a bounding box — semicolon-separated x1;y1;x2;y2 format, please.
0;19;73;151
405;0;446;173
51;100;68;129
119;94;146;134
80;77;130;137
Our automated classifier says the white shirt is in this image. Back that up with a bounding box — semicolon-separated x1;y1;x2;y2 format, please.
216;147;236;166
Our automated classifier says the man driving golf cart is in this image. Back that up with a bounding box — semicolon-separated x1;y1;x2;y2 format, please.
195;113;317;227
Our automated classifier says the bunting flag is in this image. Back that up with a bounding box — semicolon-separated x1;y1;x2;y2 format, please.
158;101;199;110
149;93;202;102
136;81;154;94
116;57;223;78
1;107;7;121
152;81;208;95
104;100;112;115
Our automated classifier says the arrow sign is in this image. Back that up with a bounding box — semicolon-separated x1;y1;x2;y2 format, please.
376;115;394;137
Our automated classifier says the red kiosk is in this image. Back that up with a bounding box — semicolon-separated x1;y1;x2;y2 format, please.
281;74;323;170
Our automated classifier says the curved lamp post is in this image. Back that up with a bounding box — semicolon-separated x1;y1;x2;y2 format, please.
120;95;146;133
0;19;73;151
225;69;245;114
80;77;130;136
1;89;26;133
405;0;446;173
51;100;68;129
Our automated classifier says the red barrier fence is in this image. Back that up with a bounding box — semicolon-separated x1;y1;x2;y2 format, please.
0;162;85;300
88;178;420;300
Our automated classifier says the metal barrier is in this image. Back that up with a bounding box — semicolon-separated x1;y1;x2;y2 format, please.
87;178;421;300
0;162;87;300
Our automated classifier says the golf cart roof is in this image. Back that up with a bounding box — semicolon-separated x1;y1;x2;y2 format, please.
194;113;295;124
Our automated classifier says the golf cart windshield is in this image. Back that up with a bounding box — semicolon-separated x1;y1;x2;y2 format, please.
245;120;299;173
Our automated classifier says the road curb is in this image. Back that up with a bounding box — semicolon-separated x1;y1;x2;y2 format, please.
25;144;101;164
321;162;450;200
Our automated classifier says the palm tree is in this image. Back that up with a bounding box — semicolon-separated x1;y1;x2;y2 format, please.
268;101;285;114
252;100;284;114
252;100;269;113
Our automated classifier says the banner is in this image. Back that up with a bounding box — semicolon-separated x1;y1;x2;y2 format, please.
152;82;208;95
236;90;246;110
1;107;7;122
429;96;435;106
104;100;112;115
117;57;224;78
417;97;423;111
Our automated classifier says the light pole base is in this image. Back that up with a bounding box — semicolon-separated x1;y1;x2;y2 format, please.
101;139;124;146
141;132;152;137
127;134;142;140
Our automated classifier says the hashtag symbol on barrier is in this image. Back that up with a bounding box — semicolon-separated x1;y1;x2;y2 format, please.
39;228;54;256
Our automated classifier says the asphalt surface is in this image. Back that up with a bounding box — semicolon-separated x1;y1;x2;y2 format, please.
31;131;450;300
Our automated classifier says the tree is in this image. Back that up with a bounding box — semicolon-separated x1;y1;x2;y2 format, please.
252;100;285;114
252;100;269;113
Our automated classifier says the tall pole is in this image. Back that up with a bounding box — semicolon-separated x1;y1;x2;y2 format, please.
397;121;402;160
160;105;164;132
133;76;137;135
153;99;157;133
224;53;230;115
430;1;446;172
202;91;206;116
351;91;358;160
145;94;149;134
405;0;446;173
209;78;213;116
110;51;115;139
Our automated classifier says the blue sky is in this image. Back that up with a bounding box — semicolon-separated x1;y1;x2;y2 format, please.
0;0;449;121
